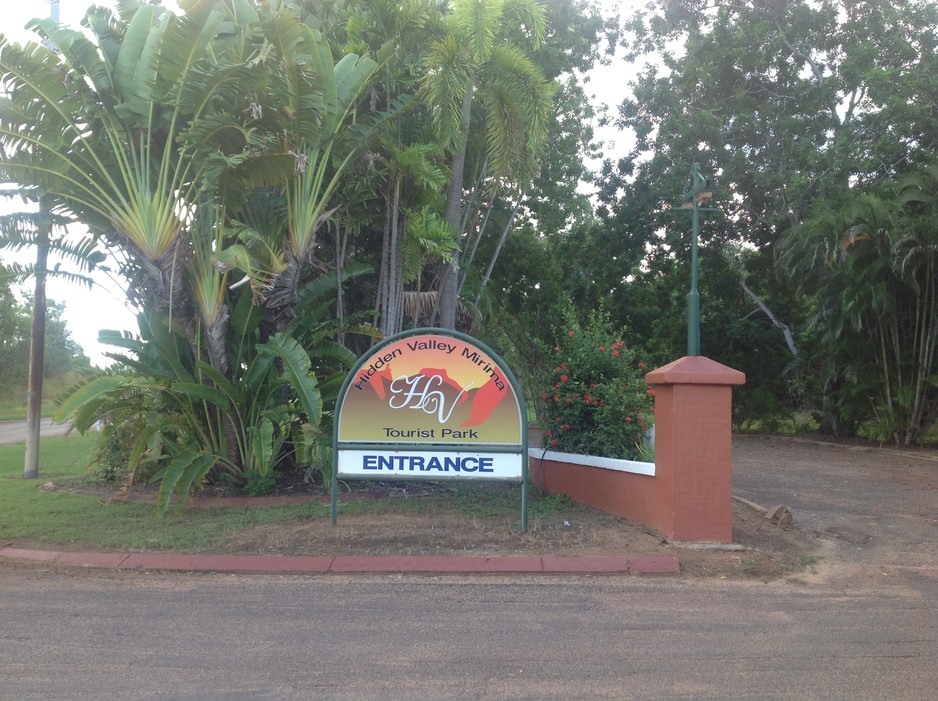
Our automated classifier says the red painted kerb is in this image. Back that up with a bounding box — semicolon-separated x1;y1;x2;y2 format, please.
529;356;745;543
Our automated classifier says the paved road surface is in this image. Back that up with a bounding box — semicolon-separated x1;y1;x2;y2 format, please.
0;418;72;446
0;434;936;699
0;569;934;700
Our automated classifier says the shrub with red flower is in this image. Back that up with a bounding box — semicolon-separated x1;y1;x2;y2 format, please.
541;313;653;460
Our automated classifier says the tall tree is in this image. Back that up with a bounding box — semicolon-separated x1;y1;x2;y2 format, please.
0;275;92;388
778;172;938;444
591;0;938;426
2;0;393;498
0;192;101;478
423;0;552;328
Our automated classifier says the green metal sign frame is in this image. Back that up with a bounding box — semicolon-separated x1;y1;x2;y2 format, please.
331;328;529;532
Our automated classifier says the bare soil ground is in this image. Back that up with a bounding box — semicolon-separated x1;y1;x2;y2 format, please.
55;464;820;580
219;495;818;580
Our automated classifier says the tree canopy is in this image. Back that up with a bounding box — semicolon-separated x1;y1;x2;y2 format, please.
3;0;938;504
589;0;938;442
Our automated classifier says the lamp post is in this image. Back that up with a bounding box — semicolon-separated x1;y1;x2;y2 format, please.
678;162;713;356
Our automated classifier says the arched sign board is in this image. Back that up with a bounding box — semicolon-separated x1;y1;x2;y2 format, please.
332;329;529;531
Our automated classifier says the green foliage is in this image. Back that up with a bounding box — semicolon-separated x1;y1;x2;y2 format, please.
0;434;326;552
1;0;402;501
0;274;93;392
292;422;334;487
92;418;145;483
244;471;277;497
566;0;938;446
778;181;938;445
540;311;653;460
53;262;375;511
55;310;322;511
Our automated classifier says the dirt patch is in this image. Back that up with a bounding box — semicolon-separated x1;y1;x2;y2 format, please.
181;468;820;580
214;498;818;580
35;463;822;580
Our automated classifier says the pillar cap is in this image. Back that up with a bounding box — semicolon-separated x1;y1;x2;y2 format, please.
645;355;745;386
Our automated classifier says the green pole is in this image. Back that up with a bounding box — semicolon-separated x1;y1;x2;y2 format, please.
687;193;700;356
682;161;711;357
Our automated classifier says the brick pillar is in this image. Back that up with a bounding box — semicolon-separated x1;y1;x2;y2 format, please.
645;356;745;542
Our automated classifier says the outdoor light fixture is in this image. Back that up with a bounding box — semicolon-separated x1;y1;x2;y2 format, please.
677;162;716;356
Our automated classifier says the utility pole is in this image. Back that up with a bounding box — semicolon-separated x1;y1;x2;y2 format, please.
23;210;49;479
23;1;60;478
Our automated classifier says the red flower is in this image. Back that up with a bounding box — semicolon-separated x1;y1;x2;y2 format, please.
562;424;571;431
560;374;568;383
626;417;633;423
560;362;568;370
612;351;620;357
599;346;605;351
647;389;655;396
551;438;559;446
540;392;548;399
568;330;575;337
638;362;646;369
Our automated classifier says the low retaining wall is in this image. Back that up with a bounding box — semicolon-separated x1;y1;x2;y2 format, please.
530;355;745;543
529;450;670;537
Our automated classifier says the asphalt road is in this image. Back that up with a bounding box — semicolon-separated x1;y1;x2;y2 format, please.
0;569;935;700
0;418;72;446
1;434;936;699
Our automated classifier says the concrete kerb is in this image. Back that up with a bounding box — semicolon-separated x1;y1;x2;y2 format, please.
0;547;679;576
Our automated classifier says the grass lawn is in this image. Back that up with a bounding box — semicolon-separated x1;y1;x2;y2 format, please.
0;399;58;422
0;434;332;553
0;435;560;554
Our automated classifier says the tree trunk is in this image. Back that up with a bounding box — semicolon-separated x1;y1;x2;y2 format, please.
335;226;348;345
375;191;392;335
738;278;799;358
473;201;519;306
437;89;473;329
24;210;49;479
459;194;495;296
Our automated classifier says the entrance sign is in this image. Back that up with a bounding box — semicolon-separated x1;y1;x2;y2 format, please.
332;329;528;530
336;450;521;479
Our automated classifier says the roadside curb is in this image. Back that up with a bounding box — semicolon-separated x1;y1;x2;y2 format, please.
0;547;679;576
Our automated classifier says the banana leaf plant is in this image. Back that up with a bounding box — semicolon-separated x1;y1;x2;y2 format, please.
54;265;377;511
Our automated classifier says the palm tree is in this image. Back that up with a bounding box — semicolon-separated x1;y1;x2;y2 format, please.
895;164;938;443
0;3;252;330
2;1;388;486
0;194;102;479
204;3;381;333
778;188;938;445
422;0;552;329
